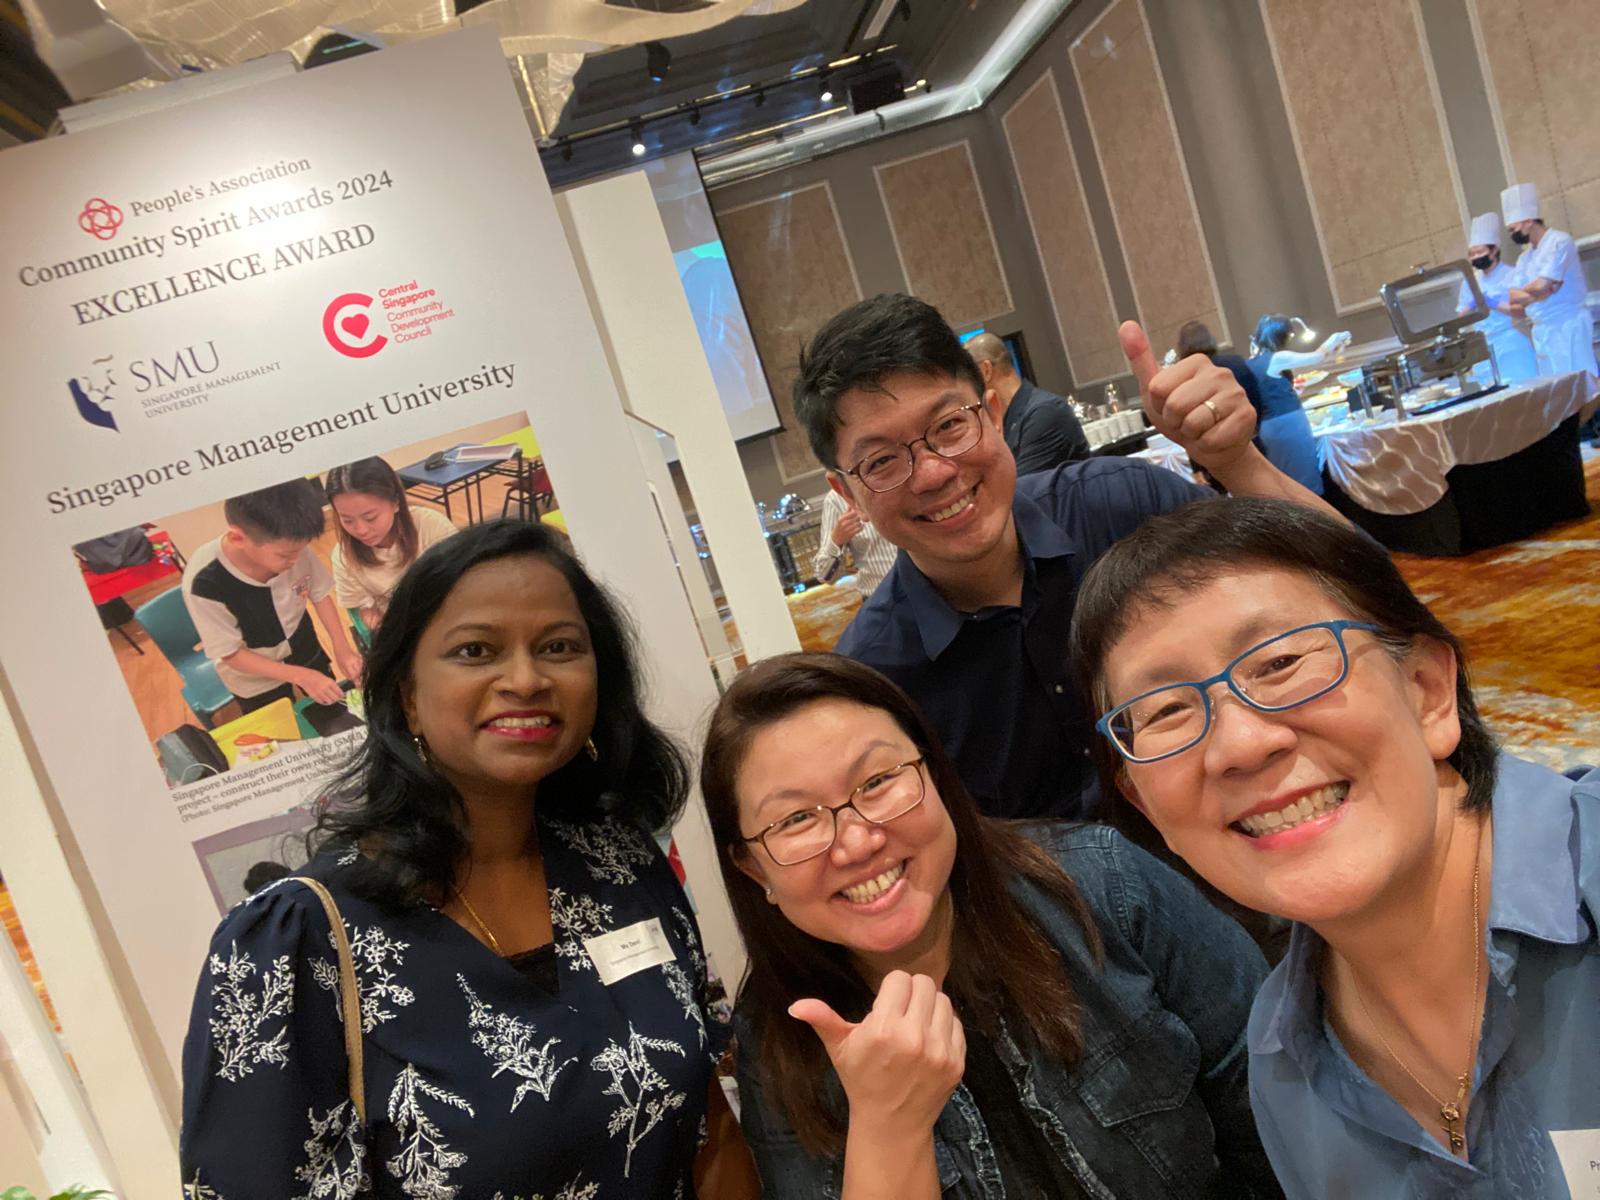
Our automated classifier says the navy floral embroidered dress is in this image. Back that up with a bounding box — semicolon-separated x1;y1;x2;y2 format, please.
180;812;726;1199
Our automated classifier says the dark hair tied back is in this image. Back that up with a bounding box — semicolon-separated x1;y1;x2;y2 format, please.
324;457;420;571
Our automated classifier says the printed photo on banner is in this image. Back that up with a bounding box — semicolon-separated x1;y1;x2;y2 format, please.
190;808;314;912
74;411;564;816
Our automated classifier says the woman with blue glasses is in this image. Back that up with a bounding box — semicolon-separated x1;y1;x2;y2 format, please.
1070;496;1600;1200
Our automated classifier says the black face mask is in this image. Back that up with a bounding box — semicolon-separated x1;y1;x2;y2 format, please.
1510;228;1531;245
1470;254;1494;271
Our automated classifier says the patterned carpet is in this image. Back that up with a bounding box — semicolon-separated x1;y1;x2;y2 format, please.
784;455;1599;769
1393;452;1599;772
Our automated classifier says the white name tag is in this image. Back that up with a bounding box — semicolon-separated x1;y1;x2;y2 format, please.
1550;1128;1600;1199
583;918;675;986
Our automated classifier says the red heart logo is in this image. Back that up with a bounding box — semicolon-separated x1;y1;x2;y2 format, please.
341;313;370;339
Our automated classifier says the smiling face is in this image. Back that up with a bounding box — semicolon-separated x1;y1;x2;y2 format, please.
332;490;401;550
832;369;1016;583
403;555;598;806
1102;568;1463;927
732;698;958;968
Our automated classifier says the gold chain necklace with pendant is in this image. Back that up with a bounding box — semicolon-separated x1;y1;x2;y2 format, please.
1351;851;1483;1154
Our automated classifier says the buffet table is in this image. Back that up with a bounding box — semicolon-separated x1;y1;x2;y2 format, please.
1138;371;1595;555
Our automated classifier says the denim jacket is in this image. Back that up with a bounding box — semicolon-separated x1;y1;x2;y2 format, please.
735;823;1282;1199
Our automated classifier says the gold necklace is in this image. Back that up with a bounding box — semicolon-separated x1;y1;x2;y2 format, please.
451;886;504;956
1351;852;1483;1154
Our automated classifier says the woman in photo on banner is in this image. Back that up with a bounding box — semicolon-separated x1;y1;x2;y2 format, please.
698;652;1281;1198
325;456;459;640
1070;496;1600;1199
179;519;759;1198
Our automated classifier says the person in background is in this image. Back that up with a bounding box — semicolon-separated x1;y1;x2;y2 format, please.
1175;321;1270;493
813;486;898;599
182;479;364;711
241;860;291;895
964;331;1090;473
1176;321;1264;413
1456;212;1538;385
796;293;1342;822
1071;496;1600;1199
701;652;1279;1199
1247;315;1351;497
180;520;756;1198
1501;182;1598;389
325;457;459;636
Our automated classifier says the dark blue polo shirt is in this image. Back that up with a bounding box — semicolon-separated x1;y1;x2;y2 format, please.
1003;378;1090;473
835;458;1207;820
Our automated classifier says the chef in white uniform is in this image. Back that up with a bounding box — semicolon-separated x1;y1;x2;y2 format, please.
1501;182;1597;381
1457;211;1539;385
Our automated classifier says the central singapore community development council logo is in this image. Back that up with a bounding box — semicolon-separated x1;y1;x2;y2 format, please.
323;292;389;358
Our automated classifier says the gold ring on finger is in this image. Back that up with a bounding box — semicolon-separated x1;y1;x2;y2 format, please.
1203;398;1221;424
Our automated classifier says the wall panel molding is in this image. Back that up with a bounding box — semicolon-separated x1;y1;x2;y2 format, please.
1467;0;1600;245
717;182;863;482
1260;0;1469;314
1001;69;1125;385
872;140;1014;329
1071;0;1228;358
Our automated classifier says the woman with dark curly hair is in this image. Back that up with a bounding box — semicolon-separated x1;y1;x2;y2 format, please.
179;519;754;1198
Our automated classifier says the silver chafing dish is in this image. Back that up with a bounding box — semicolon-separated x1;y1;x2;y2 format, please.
1373;261;1502;415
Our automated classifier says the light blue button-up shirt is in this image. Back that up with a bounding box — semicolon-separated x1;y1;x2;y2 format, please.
1247;753;1599;1199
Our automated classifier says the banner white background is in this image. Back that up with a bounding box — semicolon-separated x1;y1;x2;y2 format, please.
0;29;736;1073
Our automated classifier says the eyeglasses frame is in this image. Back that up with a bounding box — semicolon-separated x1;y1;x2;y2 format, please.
843;404;987;493
1095;620;1382;765
740;757;928;866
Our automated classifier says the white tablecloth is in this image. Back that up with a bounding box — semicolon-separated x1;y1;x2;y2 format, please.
1136;371;1596;515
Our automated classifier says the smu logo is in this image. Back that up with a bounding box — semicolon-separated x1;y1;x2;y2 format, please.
78;198;124;240
68;355;119;431
323;292;388;358
68;342;221;431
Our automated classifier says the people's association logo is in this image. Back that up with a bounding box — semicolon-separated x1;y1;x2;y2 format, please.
78;198;124;241
68;355;119;432
322;292;388;358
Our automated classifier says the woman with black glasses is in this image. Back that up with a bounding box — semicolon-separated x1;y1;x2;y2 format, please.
698;652;1282;1199
1070;496;1600;1200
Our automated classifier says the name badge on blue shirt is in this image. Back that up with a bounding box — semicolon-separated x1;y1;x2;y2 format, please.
1549;1128;1600;1199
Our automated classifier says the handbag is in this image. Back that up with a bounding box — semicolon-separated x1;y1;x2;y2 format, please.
289;876;367;1125
73;528;154;573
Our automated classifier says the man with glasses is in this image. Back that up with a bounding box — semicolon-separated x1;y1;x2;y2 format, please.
794;293;1343;820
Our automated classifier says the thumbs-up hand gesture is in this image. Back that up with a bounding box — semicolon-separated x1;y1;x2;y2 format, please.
1120;320;1257;474
790;971;965;1139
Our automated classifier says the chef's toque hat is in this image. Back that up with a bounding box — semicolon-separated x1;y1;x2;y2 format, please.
1500;182;1539;225
1468;212;1500;248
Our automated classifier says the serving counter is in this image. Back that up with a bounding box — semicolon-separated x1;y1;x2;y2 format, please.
1138;371;1595;555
